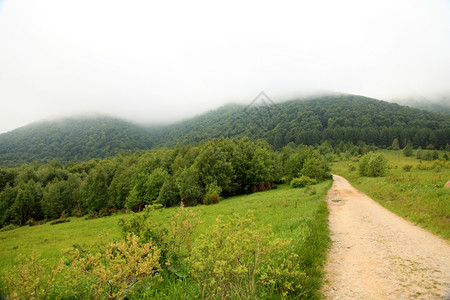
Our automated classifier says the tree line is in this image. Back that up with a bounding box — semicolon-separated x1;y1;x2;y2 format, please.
0;137;331;228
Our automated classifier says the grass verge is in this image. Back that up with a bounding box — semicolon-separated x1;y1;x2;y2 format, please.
0;182;332;299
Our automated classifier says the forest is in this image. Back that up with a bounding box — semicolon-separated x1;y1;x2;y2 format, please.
0;95;448;167
0;137;331;228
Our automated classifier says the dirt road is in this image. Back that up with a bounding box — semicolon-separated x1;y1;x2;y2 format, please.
323;175;450;299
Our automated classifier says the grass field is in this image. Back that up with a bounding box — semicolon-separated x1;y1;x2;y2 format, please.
0;181;332;299
332;150;450;240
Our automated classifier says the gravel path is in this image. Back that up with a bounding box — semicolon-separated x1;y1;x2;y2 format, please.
323;174;450;299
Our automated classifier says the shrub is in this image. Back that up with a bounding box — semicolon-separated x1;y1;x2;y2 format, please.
49;218;70;225
203;192;220;205
72;208;84;218
416;147;423;159
359;153;388;177
50;211;70;225
290;176;317;188
403;143;413;157
187;212;303;299
402;165;413;172
2;255;64;299
0;224;18;232
67;235;162;299
26;218;46;226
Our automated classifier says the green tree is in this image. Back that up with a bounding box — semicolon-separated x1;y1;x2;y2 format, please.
194;140;233;194
403;142;413;157
359;153;388;177
82;165;109;212
301;153;331;181
177;166;203;206
145;167;169;203
109;165;135;209
156;175;180;207
11;180;43;225
0;184;18;227
41;174;81;219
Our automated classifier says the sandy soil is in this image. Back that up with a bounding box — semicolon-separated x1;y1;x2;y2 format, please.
322;175;450;299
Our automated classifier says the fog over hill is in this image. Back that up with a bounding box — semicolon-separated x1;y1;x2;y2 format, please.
0;95;448;167
1;1;449;134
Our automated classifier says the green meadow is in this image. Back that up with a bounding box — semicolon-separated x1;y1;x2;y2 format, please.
0;182;331;299
332;150;450;240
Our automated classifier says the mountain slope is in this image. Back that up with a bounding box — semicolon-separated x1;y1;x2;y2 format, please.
155;95;449;149
0;117;154;166
0;95;448;167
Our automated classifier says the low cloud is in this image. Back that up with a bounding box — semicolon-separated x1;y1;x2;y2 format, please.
0;0;449;133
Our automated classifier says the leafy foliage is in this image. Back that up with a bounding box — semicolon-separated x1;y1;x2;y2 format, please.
0;137;331;227
67;235;162;299
359;153;388;177
290;176;317;188
187;212;303;299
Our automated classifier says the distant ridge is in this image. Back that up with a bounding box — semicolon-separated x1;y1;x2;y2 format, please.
0;95;449;166
0;117;154;166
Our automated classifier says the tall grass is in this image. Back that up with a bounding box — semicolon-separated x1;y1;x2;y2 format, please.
0;182;331;299
333;150;450;240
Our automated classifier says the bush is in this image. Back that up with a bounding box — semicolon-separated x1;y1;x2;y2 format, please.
402;165;413;172
2;255;64;299
0;224;18;232
203;192;220;205
187;212;303;299
66;235;162;299
359;153;388;177
49;218;70;225
50;211;70;225
26;218;46;226
290;176;317;188
403;143;413;157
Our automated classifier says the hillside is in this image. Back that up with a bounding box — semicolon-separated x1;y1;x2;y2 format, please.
0;95;449;167
0;117;154;166
155;95;450;149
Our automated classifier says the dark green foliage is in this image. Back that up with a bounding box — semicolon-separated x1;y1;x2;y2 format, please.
0;137;332;228
0;117;154;167
156;176;180;207
177;167;203;206
82;165;109;213
359;153;388;177
11;180;43;225
109;164;135;209
203;192;220;205
41;174;81;219
155;95;449;151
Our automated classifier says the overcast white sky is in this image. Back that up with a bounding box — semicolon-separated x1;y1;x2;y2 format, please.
0;0;449;133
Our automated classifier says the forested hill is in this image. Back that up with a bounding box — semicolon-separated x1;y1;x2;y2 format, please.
155;95;449;149
0;117;154;166
0;95;449;166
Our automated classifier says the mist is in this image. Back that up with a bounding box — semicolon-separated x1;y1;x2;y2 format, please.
0;0;449;133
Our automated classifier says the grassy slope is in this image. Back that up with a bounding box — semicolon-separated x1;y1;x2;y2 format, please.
332;150;450;240
0;182;332;299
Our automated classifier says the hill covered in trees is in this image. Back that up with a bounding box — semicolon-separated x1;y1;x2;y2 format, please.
0;95;449;166
155;95;449;150
0;117;155;166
